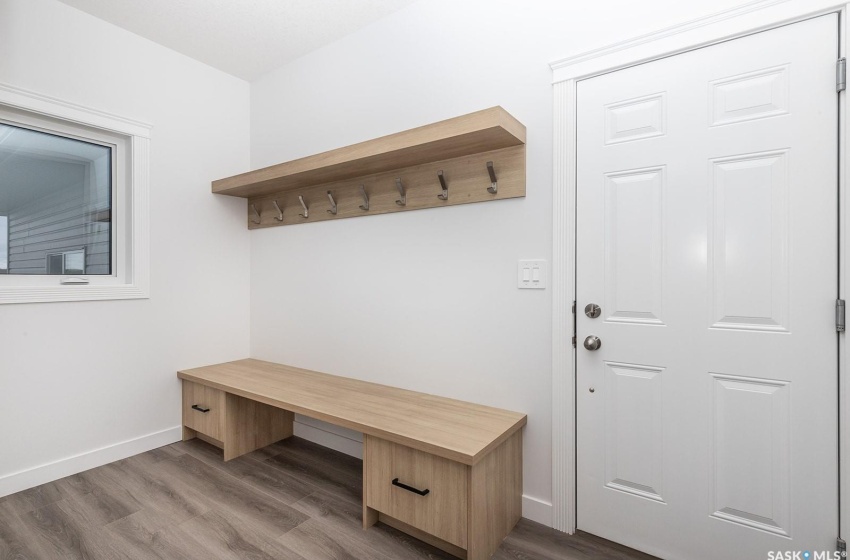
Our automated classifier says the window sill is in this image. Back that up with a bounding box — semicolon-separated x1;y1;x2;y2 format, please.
0;284;149;305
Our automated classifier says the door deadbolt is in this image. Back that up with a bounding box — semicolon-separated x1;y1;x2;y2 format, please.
583;335;601;351
584;303;601;318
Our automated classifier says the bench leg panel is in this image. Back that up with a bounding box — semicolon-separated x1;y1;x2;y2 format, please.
224;393;294;461
468;430;523;560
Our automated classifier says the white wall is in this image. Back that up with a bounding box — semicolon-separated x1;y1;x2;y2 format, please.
249;0;752;525
0;0;250;494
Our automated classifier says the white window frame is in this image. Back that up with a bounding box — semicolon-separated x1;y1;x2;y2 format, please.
0;83;150;304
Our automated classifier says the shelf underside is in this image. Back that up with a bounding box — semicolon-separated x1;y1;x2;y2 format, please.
246;145;525;229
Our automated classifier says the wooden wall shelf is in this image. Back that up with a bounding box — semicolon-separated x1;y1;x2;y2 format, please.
211;107;527;229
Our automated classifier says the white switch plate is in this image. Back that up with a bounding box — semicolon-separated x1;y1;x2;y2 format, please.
518;260;547;289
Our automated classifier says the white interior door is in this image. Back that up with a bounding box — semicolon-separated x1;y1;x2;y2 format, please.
576;15;839;559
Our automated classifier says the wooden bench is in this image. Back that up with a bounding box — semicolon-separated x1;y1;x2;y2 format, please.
177;359;527;560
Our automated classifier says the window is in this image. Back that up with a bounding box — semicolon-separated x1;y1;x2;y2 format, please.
46;250;86;275
0;84;150;304
1;122;112;276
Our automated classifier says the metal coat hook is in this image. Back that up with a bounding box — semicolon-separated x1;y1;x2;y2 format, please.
359;185;369;211
251;203;261;224
486;161;498;194
395;178;406;206
326;191;337;215
437;170;448;200
298;195;309;219
272;200;283;221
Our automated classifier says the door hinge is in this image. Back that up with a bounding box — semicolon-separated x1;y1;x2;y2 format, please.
837;537;846;553
837;299;846;333
838;58;846;92
571;300;577;348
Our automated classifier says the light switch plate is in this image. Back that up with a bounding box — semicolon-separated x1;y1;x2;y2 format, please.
518;259;547;289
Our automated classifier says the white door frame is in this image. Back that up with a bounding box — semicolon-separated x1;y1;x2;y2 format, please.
550;0;849;536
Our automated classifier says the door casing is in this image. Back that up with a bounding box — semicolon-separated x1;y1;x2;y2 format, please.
550;0;850;538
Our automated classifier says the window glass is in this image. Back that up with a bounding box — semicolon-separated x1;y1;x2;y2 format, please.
0;123;111;275
63;250;85;275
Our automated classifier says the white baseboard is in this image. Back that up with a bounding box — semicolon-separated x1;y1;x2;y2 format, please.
293;415;363;459
293;417;555;527
522;495;554;527
0;426;182;498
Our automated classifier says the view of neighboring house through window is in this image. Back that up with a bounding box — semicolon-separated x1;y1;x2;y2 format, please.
46;249;85;275
0;122;112;275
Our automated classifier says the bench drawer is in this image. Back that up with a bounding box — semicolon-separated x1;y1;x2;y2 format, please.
182;380;225;441
365;436;468;549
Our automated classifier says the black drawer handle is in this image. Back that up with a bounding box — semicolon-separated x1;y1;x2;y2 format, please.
392;478;430;496
191;404;210;413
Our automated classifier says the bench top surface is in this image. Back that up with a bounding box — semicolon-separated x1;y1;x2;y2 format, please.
178;359;527;465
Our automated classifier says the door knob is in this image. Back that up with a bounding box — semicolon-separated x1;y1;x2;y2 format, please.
583;335;602;351
584;303;601;318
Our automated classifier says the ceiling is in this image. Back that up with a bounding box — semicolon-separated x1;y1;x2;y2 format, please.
56;0;418;81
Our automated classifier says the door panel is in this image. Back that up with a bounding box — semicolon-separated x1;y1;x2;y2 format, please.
709;150;789;331
576;15;838;560
605;167;665;325
710;373;791;536
604;361;666;503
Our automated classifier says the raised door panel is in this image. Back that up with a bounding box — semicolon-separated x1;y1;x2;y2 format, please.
605;93;667;144
709;150;789;332
710;373;790;536
604;167;665;325
709;65;789;127
604;362;665;503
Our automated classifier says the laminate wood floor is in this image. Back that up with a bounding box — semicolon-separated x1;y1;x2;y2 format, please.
0;437;658;560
